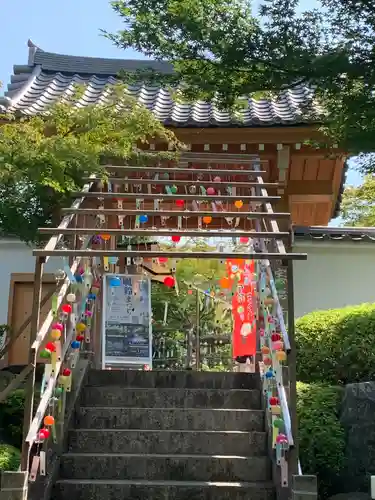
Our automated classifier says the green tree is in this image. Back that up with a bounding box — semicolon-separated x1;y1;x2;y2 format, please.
0;84;179;243
151;255;231;369
341;175;375;227
108;0;375;154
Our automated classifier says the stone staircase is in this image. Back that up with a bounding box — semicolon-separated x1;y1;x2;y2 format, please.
53;370;275;499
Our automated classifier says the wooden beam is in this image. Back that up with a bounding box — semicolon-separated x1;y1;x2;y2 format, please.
61;208;291;219
83;178;280;189
286;180;334;196
180;152;267;163
72;191;280;202
289;194;333;203
105;165;266;176
38;228;289;239
277;146;290;194
32;249;308;260
171;126;327;144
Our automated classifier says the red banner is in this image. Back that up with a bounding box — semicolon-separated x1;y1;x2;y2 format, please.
226;259;257;358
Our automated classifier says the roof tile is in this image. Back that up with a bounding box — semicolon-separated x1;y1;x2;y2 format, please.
0;48;319;127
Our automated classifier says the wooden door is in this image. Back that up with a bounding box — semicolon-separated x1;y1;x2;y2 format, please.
8;281;56;366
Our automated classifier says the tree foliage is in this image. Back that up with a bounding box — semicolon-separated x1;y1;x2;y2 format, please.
108;0;375;154
151;255;231;369
341;174;375;226
0;84;179;243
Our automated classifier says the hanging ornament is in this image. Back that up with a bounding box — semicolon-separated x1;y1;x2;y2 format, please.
38;428;50;440
52;322;63;332
261;346;270;355
71;340;80;349
189;185;197;194
100;234;111;241
273;340;284;351
44;415;55;426
76;335;85;342
202;216;212;224
76;322;86;332
45;342;56;353
234;200;243;209
175;200;184;208
219;277;230;289
269;396;280;406
66;293;76;303
139;214;148;223
40;350;51;359
276;351;287;362
206;187;215;195
61;304;72;314
109;277;121;287
171;236;181;243
91;235;102;244
50;329;61;341
164;276;175;288
170;185;178;194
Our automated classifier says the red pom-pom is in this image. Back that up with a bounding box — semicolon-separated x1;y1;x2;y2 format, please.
175;200;184;207
62;368;71;377
171;235;181;243
45;342;56;352
62;304;72;314
271;333;281;342
269;396;279;406
76;335;85;342
163;276;175;288
39;428;50;440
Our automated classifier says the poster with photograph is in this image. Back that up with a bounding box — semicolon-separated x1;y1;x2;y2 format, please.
102;275;152;368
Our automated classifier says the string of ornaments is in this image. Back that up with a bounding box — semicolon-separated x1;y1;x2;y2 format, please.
29;258;100;482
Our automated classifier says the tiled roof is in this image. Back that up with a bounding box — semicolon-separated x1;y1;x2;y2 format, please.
0;41;319;127
294;226;375;243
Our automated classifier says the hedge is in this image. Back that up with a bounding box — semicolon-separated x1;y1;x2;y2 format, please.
296;303;375;385
297;382;345;498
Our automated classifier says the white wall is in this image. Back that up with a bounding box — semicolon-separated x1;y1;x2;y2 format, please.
1;237;374;325
293;240;375;318
0;239;64;325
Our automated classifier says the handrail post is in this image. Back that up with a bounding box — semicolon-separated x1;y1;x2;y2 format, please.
287;229;299;475
21;256;45;471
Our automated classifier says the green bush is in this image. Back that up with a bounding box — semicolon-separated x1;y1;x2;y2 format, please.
296;303;375;385
0;444;21;471
0;389;25;448
297;382;345;498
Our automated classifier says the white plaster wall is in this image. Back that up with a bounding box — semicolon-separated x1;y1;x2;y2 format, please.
293;240;375;318
0;239;64;325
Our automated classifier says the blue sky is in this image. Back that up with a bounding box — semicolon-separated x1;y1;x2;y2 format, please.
0;0;362;225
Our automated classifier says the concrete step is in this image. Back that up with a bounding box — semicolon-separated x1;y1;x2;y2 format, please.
75;407;265;431
80;387;261;409
86;369;261;390
54;479;276;500
60;453;271;482
67;429;267;455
